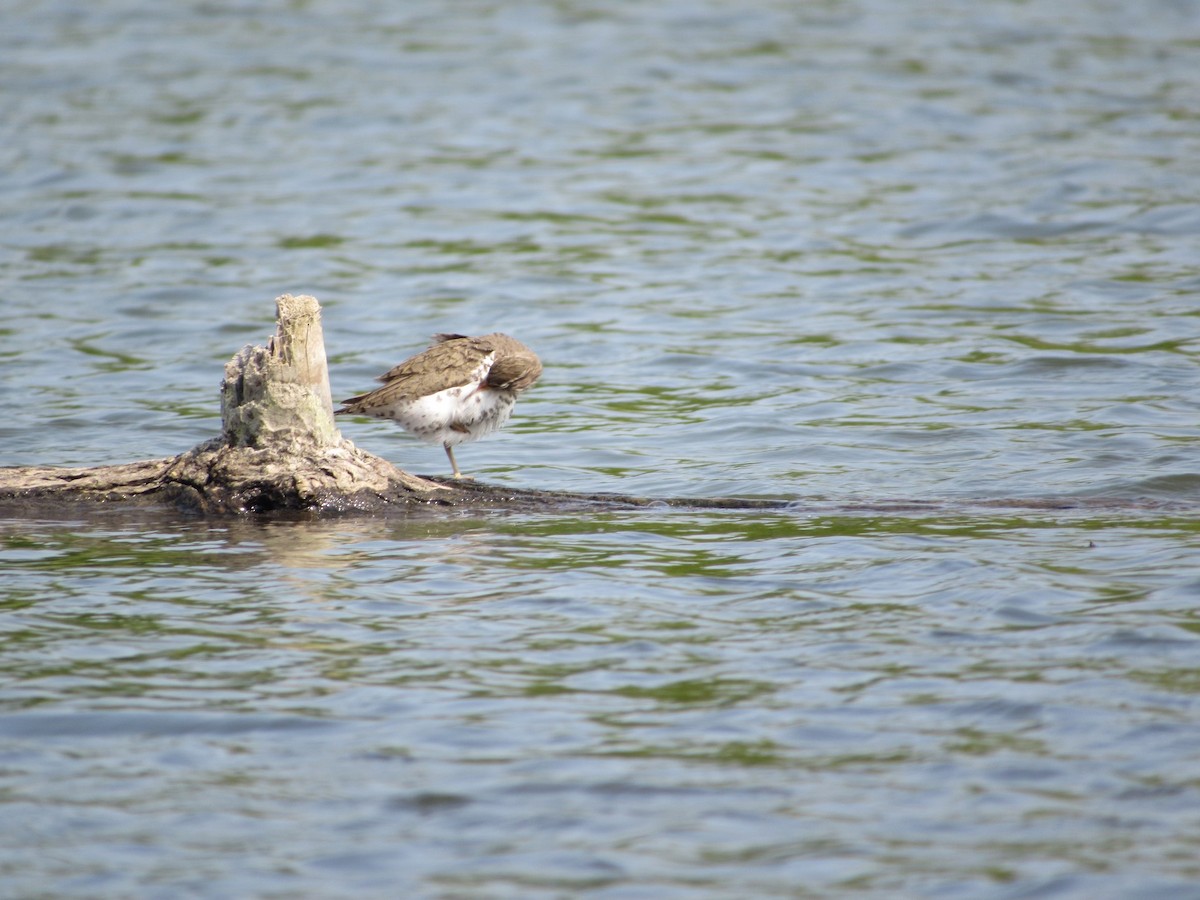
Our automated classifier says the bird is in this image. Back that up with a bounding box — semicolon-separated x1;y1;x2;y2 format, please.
335;332;542;479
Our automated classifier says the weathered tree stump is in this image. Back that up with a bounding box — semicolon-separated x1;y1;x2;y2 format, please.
0;295;451;515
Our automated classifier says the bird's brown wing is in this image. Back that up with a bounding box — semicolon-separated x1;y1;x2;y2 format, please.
337;335;496;413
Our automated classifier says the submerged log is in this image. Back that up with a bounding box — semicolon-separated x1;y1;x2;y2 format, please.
1;294;1191;518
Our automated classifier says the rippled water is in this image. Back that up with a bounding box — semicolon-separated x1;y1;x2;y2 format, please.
3;0;1200;896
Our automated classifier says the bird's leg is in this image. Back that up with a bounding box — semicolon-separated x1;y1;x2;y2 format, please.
444;443;472;480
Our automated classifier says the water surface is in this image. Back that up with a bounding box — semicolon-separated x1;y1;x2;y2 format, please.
3;0;1200;896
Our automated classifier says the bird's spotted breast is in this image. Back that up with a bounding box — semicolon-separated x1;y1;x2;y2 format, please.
373;383;516;447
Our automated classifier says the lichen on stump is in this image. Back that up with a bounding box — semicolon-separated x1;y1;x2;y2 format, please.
222;294;339;452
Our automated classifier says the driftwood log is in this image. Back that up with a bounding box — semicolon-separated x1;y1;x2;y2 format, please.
0;294;1188;518
0;294;784;516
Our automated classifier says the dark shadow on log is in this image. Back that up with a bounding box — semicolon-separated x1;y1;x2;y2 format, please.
1;294;1195;519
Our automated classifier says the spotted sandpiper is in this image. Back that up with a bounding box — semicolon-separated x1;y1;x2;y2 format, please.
335;333;542;479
